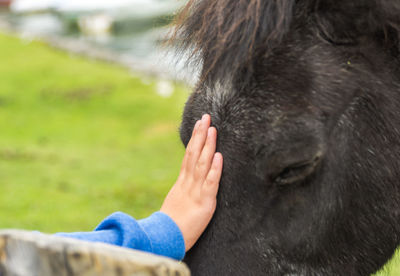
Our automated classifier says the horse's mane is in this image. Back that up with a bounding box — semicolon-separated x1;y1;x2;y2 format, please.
172;0;400;85
172;0;296;84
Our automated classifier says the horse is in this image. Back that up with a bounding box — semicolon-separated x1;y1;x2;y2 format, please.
173;0;400;275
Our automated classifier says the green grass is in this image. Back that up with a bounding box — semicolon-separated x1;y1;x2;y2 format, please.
375;250;400;276
0;32;187;233
1;32;400;275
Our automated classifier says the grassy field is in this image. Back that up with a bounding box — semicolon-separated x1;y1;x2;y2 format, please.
0;32;187;233
0;32;399;275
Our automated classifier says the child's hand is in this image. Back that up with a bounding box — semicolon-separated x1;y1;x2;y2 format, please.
160;114;223;252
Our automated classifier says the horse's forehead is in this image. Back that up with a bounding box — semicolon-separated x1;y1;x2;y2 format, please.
203;80;236;114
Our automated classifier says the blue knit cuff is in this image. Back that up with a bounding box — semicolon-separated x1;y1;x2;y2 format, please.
95;212;153;252
138;211;185;261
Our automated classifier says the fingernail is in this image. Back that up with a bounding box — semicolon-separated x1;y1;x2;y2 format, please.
213;153;222;166
202;114;208;122
207;127;213;137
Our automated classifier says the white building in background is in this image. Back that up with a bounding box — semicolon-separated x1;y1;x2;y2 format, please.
10;0;57;12
11;0;185;35
11;0;184;15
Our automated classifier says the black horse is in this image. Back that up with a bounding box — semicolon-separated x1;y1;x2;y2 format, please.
174;0;400;275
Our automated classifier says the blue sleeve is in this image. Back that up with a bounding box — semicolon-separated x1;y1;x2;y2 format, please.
55;211;185;261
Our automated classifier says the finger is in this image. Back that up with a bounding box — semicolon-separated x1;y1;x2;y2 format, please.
192;119;200;135
180;120;201;173
185;114;211;173
194;127;217;182
202;152;223;197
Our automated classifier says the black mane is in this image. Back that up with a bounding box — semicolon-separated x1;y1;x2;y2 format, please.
173;0;400;84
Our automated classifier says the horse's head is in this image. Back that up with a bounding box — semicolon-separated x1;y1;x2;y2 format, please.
176;0;400;274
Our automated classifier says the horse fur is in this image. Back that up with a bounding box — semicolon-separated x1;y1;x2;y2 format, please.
174;0;400;275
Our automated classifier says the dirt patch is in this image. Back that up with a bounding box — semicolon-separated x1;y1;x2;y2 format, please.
0;96;11;107
0;149;36;161
143;122;178;137
41;85;112;102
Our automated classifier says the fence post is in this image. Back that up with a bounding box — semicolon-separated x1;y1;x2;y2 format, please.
0;230;190;276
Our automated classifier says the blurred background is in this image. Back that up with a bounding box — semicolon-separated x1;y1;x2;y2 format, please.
0;0;192;233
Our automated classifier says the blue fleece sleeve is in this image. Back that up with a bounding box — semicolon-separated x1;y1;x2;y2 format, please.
55;211;185;260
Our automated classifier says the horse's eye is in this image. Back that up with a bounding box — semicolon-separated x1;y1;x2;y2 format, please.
272;156;321;186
